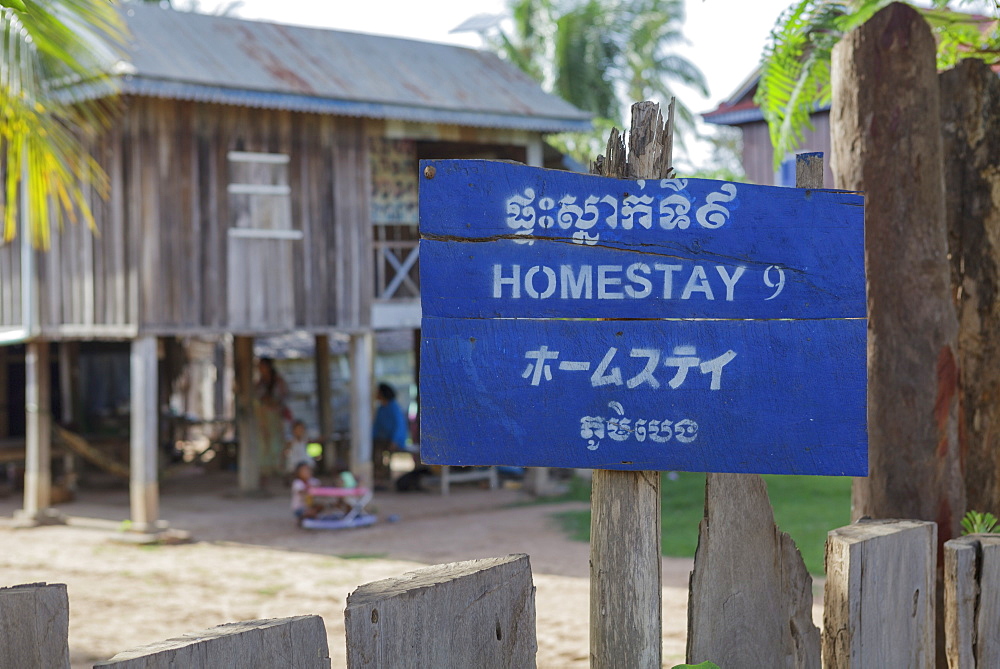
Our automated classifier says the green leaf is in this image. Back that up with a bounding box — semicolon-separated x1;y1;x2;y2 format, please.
961;510;1000;535
672;662;722;669
758;1;1000;168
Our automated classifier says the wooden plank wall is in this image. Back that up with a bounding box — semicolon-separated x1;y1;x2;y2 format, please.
0;235;23;328
32;98;374;335
740;113;833;187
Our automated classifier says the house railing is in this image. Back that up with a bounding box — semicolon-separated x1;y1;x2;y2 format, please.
374;223;419;301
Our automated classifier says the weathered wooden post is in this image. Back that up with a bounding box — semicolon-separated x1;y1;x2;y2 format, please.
95;616;329;668
345;554;536;668
0;582;70;669
233;335;260;492
419;102;865;669
18;340;53;524
686;152;825;669
314;333;335;470
944;534;1000;668
349;331;374;488
823;519;937;667
130;336;160;530
940;58;1000;517
831;1;964;537
588;101;672;668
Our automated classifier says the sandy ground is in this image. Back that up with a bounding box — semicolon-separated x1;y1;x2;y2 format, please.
1;468;727;668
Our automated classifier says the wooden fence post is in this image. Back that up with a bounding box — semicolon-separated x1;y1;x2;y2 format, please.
345;554;535;668
944;534;1000;668
823;519;936;667
830;2;964;539
94;616;329;668
939;58;1000;517
588;101;672;669
686;152;824;669
0;582;70;669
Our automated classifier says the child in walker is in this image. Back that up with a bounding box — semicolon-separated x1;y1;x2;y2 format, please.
290;462;322;526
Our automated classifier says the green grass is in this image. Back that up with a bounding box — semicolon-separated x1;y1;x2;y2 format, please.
551;472;851;575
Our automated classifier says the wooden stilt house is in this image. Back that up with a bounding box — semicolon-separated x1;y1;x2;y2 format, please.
0;4;590;529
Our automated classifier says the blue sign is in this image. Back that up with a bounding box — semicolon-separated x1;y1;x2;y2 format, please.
419;160;867;476
420;160;864;320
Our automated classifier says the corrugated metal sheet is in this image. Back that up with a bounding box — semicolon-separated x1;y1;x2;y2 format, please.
70;4;592;132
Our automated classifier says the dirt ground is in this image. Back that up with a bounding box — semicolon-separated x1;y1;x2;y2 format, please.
1;467;727;668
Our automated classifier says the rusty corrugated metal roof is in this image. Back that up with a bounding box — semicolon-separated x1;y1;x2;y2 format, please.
86;4;591;132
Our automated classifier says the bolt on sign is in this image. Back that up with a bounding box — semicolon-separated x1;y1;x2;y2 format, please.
419;160;867;476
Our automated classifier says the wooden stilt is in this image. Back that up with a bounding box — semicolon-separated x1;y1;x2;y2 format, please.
233;335;259;493
130;336;159;531
0;346;8;438
314;334;335;471
21;340;52;521
349;331;373;488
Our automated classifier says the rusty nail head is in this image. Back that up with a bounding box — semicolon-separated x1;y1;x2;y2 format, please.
423;165;436;179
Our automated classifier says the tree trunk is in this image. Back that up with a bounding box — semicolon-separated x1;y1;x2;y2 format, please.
940;59;1000;517
830;2;964;541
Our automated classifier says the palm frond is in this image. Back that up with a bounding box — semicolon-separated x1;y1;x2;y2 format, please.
1;0;124;247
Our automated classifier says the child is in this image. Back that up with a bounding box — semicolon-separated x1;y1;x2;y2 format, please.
290;462;322;526
284;420;312;477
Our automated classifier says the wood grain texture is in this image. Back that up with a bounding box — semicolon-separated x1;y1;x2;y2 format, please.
944;534;1000;668
831;2;965;539
28;97;375;336
345;554;535;669
589;469;661;668
420;316;867;475
823;520;936;668
0;582;70;669
687;473;820;668
940;59;1000;517
589;101;664;669
687;156;823;668
94;616;329;668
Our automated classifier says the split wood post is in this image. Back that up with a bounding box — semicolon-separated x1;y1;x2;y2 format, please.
831;2;964;537
823;519;936;668
345;554;535;668
944;534;1000;668
315;333;335;471
686;152;824;669
21;340;51;521
0;582;70;669
589;100;672;669
940;59;1000;517
94;616;329;668
130;336;159;530
233;335;260;492
349;331;374;488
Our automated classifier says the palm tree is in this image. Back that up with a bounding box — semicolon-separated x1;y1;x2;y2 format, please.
756;0;1000;168
479;0;708;163
1;0;124;247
